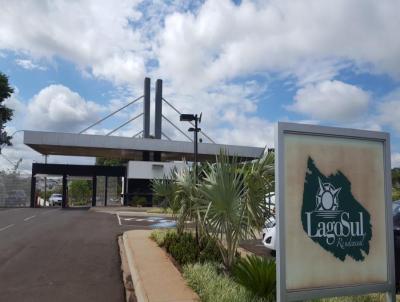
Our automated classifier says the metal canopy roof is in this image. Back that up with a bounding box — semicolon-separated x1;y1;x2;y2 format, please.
23;130;264;162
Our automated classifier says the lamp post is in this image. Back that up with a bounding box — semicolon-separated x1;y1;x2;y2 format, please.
180;113;202;245
179;113;201;180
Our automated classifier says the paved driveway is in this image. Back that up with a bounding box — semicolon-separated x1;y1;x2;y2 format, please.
0;207;144;302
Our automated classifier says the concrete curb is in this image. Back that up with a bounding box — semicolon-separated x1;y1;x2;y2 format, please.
122;232;149;302
118;236;136;302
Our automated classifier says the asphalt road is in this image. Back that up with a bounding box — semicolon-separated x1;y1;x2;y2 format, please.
0;207;126;302
240;239;274;258
0;207;272;301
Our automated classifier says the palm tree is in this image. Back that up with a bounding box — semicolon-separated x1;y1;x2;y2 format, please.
151;174;180;214
197;150;274;270
152;167;200;236
197;151;250;270
243;151;275;230
174;167;197;234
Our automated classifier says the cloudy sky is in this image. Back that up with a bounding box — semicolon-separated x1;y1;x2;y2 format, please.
1;0;400;172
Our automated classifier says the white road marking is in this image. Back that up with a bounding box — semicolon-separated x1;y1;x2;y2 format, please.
23;215;36;221
0;224;15;232
123;218;135;221
116;215;175;226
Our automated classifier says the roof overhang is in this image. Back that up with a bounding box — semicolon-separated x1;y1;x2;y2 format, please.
23;131;264;162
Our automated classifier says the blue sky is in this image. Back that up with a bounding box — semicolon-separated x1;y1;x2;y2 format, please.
0;0;400;171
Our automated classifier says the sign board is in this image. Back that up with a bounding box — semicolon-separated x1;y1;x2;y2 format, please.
275;122;395;302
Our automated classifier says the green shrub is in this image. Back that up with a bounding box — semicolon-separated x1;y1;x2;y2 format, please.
150;230;197;265
168;232;198;265
150;230;224;265
149;229;175;246
199;235;223;263
163;230;180;250
232;255;276;301
183;262;264;302
129;195;147;207
393;187;400;201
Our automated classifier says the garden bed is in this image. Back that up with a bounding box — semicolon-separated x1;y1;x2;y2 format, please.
149;229;396;302
150;229;273;302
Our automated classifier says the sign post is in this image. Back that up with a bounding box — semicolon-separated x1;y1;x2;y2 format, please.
276;122;395;302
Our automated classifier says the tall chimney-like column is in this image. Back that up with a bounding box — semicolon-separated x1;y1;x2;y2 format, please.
154;79;162;139
143;77;151;138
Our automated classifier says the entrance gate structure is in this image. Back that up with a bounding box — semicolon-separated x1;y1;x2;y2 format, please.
31;163;126;208
24;78;264;208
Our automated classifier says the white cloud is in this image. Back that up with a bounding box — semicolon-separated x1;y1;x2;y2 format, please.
392;153;400;169
3;87;27;132
0;131;95;173
15;59;46;71
0;0;146;86
158;81;272;147
3;88;23;113
0;130;38;174
157;0;400;90
2;0;400;169
26;85;104;132
2;0;400;90
378;89;400;133
215;114;274;148
288;80;370;122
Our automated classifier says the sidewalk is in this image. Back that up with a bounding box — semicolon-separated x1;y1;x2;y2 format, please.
122;230;199;302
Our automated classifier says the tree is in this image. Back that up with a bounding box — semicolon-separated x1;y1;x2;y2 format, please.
392;168;400;189
69;180;91;205
0;72;14;148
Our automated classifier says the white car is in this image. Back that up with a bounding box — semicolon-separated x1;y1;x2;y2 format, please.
262;217;276;254
262;193;276;255
49;193;63;206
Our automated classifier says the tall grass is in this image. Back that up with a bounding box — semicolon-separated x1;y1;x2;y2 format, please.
149;229;175;246
183;262;265;302
232;255;276;301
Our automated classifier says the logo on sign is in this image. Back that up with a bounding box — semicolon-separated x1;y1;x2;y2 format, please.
301;157;372;261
